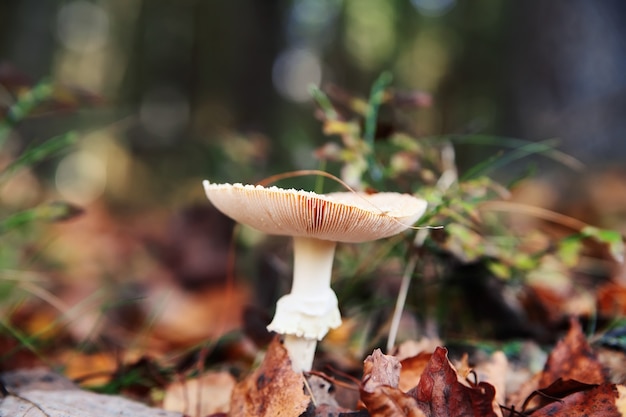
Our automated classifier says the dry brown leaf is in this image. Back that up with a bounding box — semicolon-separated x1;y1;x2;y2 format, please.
230;336;310;417
597;282;626;317
362;349;401;392
399;352;431;392
522;378;599;412
616;385;626;415
410;347;501;417
362;385;427;417
531;383;620;417
509;318;610;410
59;351;118;387
360;348;425;417
539;318;607;387
163;371;235;417
473;351;509;406
360;347;500;417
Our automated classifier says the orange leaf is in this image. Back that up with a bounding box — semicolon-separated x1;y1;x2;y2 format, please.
399;352;432;392
230;336;310;417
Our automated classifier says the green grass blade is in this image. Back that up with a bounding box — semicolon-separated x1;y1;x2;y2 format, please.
447;134;584;172
0;131;78;180
364;71;393;183
0;80;54;147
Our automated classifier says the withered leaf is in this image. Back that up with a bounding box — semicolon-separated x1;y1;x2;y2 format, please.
531;383;620;417
360;347;500;417
509;318;611;411
409;347;500;417
163;371;235;416
360;349;426;417
362;349;401;393
522;378;599;412
230;336;310;417
361;385;427;417
399;352;432;392
539;318;608;387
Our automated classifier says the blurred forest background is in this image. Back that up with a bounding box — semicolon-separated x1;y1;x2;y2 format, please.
2;0;626;389
4;0;626;202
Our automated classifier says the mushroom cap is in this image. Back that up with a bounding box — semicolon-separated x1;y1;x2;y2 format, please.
203;180;428;243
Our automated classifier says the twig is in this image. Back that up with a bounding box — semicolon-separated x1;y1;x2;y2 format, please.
386;253;419;353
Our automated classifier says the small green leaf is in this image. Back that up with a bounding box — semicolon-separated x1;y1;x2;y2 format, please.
582;226;625;263
557;236;584;267
363;71;393;184
0;131;78;179
487;260;511;279
309;85;338;121
0;79;55;146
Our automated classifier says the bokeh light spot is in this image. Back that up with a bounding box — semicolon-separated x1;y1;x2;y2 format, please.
56;151;107;205
410;0;456;17
139;87;190;143
272;48;322;102
56;0;110;53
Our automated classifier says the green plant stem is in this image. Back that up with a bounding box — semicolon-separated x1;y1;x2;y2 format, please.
364;72;393;184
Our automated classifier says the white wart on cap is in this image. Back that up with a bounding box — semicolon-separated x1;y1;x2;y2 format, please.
202;181;427;242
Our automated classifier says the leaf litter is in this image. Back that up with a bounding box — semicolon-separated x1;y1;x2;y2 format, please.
197;317;626;417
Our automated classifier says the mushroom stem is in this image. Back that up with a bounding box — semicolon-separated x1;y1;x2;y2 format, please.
283;334;318;374
292;236;336;296
267;236;342;372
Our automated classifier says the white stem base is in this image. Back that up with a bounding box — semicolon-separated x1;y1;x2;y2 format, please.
283;334;317;373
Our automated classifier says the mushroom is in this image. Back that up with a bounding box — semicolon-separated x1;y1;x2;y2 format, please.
202;180;428;372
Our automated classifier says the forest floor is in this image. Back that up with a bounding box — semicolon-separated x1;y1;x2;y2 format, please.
2;168;626;417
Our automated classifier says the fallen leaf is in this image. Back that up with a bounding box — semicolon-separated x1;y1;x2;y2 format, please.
531;383;620;417
410;347;501;417
163;371;235;417
615;384;626;415
399;352;431;392
360;349;425;417
59;351;118;387
597;282;626;317
360;347;501;417
362;349;401;392
230;336;310;417
473;351;509;406
522;378;599;412
539;318;607;388
509;318;609;410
